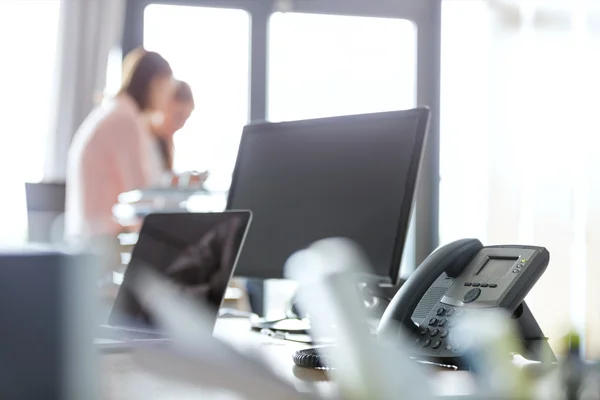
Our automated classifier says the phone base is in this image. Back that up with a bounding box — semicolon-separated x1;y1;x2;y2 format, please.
427;300;556;370
513;301;557;363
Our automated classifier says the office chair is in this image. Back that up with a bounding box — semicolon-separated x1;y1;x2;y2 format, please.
24;182;66;243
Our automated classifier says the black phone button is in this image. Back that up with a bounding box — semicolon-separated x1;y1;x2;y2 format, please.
428;318;438;326
430;328;440;337
463;288;481;303
436;307;446;316
419;327;429;335
480;283;489;287
513;269;519;273
432;340;442;349
472;283;480;287
446;309;454;317
438;319;446;327
464;282;472;286
422;339;432;348
440;330;449;338
489;284;498;288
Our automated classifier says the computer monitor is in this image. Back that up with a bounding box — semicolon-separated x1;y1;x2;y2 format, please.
227;108;430;284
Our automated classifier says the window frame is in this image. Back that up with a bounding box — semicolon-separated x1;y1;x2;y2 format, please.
122;0;441;273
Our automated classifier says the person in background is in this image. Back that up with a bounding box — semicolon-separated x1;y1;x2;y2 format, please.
151;80;208;187
65;48;175;241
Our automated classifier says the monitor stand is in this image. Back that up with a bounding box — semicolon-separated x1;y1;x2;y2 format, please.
247;286;311;335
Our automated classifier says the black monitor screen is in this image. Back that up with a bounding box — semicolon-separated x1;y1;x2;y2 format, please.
109;211;251;328
227;109;429;282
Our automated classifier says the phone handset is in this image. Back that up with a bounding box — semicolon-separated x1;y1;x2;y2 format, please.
378;238;483;337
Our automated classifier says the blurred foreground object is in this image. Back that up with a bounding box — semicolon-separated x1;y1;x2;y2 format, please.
131;268;316;400
0;247;98;399
561;331;584;400
451;309;534;398
285;237;434;400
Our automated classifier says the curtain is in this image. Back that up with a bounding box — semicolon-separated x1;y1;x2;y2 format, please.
441;0;600;357
44;0;126;181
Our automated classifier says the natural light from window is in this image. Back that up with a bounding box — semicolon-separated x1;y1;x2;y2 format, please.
144;5;250;190
0;0;61;243
0;1;60;182
268;12;417;121
439;1;490;246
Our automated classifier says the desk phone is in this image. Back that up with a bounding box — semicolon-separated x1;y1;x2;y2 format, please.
378;239;555;367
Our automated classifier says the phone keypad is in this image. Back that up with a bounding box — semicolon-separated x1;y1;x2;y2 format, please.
413;304;464;358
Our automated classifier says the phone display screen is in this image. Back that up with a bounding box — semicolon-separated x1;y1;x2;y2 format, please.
475;257;517;277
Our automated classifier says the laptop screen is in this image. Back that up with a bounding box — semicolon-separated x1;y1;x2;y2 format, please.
109;211;252;329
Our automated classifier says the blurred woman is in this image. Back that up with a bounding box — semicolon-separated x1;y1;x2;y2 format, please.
152;80;208;186
65;48;175;241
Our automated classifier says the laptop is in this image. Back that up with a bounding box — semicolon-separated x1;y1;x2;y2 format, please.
96;211;252;347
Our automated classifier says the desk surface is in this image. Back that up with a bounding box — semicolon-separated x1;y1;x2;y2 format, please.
102;318;323;399
101;318;475;399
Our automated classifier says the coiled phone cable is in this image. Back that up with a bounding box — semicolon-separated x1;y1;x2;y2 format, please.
292;347;331;369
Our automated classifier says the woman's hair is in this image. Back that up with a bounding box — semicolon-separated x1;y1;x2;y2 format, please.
174;80;195;107
157;80;195;171
118;48;173;111
157;137;175;172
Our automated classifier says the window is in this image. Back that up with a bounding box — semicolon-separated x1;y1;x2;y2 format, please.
440;1;600;356
439;1;490;245
0;1;61;183
143;4;250;190
0;0;61;243
268;12;417;121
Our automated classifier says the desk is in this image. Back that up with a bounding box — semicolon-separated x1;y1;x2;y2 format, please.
101;318;477;399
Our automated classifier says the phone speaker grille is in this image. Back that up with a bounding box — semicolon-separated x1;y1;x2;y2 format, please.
411;286;448;321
